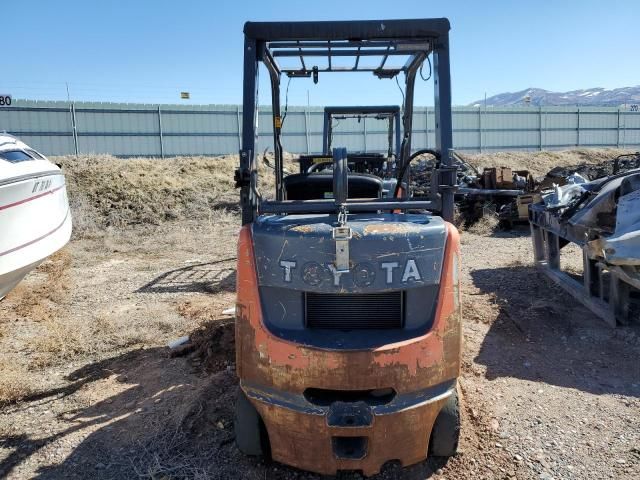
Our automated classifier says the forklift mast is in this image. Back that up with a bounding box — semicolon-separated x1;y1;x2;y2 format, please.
237;18;455;224
322;105;401;159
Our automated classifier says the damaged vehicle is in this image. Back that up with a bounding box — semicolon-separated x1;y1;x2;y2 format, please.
529;155;640;325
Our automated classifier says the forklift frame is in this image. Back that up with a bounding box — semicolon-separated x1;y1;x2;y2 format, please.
322;105;401;158
238;19;455;224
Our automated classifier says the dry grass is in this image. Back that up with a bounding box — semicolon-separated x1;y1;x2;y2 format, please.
7;251;71;322
53;148;631;238
28;291;191;369
0;361;36;406
52;152;300;238
461;148;635;177
54;154;241;235
465;213;500;235
29;320;100;369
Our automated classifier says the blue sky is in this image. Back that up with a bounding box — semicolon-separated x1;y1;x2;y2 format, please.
4;0;639;106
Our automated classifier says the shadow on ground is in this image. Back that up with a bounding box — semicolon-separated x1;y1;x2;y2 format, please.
137;258;236;294
0;323;244;480
472;265;640;398
1;321;447;480
491;224;530;238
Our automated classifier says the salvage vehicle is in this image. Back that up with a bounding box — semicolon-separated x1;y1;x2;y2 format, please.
530;154;640;326
233;19;461;476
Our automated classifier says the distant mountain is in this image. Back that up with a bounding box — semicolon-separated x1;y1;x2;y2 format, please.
469;86;640;107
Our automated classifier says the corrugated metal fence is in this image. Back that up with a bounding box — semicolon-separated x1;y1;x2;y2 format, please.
1;100;639;157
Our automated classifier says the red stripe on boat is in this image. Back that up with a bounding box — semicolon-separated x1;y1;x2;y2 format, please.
0;184;65;211
0;209;70;257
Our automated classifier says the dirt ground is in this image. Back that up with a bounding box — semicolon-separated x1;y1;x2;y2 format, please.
1;151;639;479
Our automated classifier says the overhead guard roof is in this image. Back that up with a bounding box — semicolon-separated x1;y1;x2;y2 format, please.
243;18;450;41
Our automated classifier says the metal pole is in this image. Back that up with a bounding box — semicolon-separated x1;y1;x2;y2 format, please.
322;110;331;154
478;106;482;153
622;106;627;149
157;106;165;159
617;108;621;148
433;33;454;222
236;105;242;152
576;107;580;147
70;102;79;156
363;116;367;152
240;36;259;225
539;106;542;151
425;107;429;149
395;111;402;156
542;108;546;150
304;106;310;154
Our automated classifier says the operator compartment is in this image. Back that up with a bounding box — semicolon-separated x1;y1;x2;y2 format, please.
283;172;383;200
252;213;447;349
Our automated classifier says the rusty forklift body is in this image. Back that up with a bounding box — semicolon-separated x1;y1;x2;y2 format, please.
234;19;461;476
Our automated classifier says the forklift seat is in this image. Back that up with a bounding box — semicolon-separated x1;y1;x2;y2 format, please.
283;172;383;200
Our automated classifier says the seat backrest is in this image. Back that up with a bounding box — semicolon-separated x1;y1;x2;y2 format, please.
283;172;383;200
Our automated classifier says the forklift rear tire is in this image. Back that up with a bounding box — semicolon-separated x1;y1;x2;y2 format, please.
234;388;269;456
429;388;460;457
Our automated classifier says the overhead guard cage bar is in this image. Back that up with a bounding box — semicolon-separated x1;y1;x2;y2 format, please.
322;105;402;158
239;19;454;225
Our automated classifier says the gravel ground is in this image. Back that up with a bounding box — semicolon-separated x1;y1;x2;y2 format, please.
1;149;639;479
1;221;638;480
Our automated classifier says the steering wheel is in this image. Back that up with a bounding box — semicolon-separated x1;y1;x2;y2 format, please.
307;161;333;173
306;161;351;174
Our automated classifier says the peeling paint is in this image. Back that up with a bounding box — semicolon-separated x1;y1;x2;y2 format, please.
363;223;425;235
235;222;462;475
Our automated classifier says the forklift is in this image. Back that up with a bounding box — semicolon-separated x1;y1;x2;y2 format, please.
297;105;402;184
234;19;461;476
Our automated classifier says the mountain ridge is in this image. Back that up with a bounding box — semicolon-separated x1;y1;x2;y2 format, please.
470;86;640;107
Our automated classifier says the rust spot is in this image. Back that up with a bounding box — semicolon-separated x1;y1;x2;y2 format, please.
290;224;314;233
252;392;447;476
235;222;463;476
362;223;424;235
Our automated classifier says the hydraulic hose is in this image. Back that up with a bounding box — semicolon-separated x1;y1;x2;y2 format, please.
393;148;441;198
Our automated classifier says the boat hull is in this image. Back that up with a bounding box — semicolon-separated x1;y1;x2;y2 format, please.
0;171;72;299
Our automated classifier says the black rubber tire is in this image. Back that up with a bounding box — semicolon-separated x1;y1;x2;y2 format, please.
234;388;268;456
429;388;461;457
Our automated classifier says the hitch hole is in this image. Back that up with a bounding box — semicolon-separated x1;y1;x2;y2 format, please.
332;436;368;460
304;387;396;406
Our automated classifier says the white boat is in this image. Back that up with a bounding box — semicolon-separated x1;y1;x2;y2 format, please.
0;134;72;299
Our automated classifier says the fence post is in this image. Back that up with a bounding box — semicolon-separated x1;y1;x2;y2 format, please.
424;107;429;149
576;107;580;147
617;108;621;148
236;106;242;152
539;106;543;151
304;107;310;154
70;102;79;156
157;106;165;159
363;116;367;152
622;107;627;149
478;106;482;153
